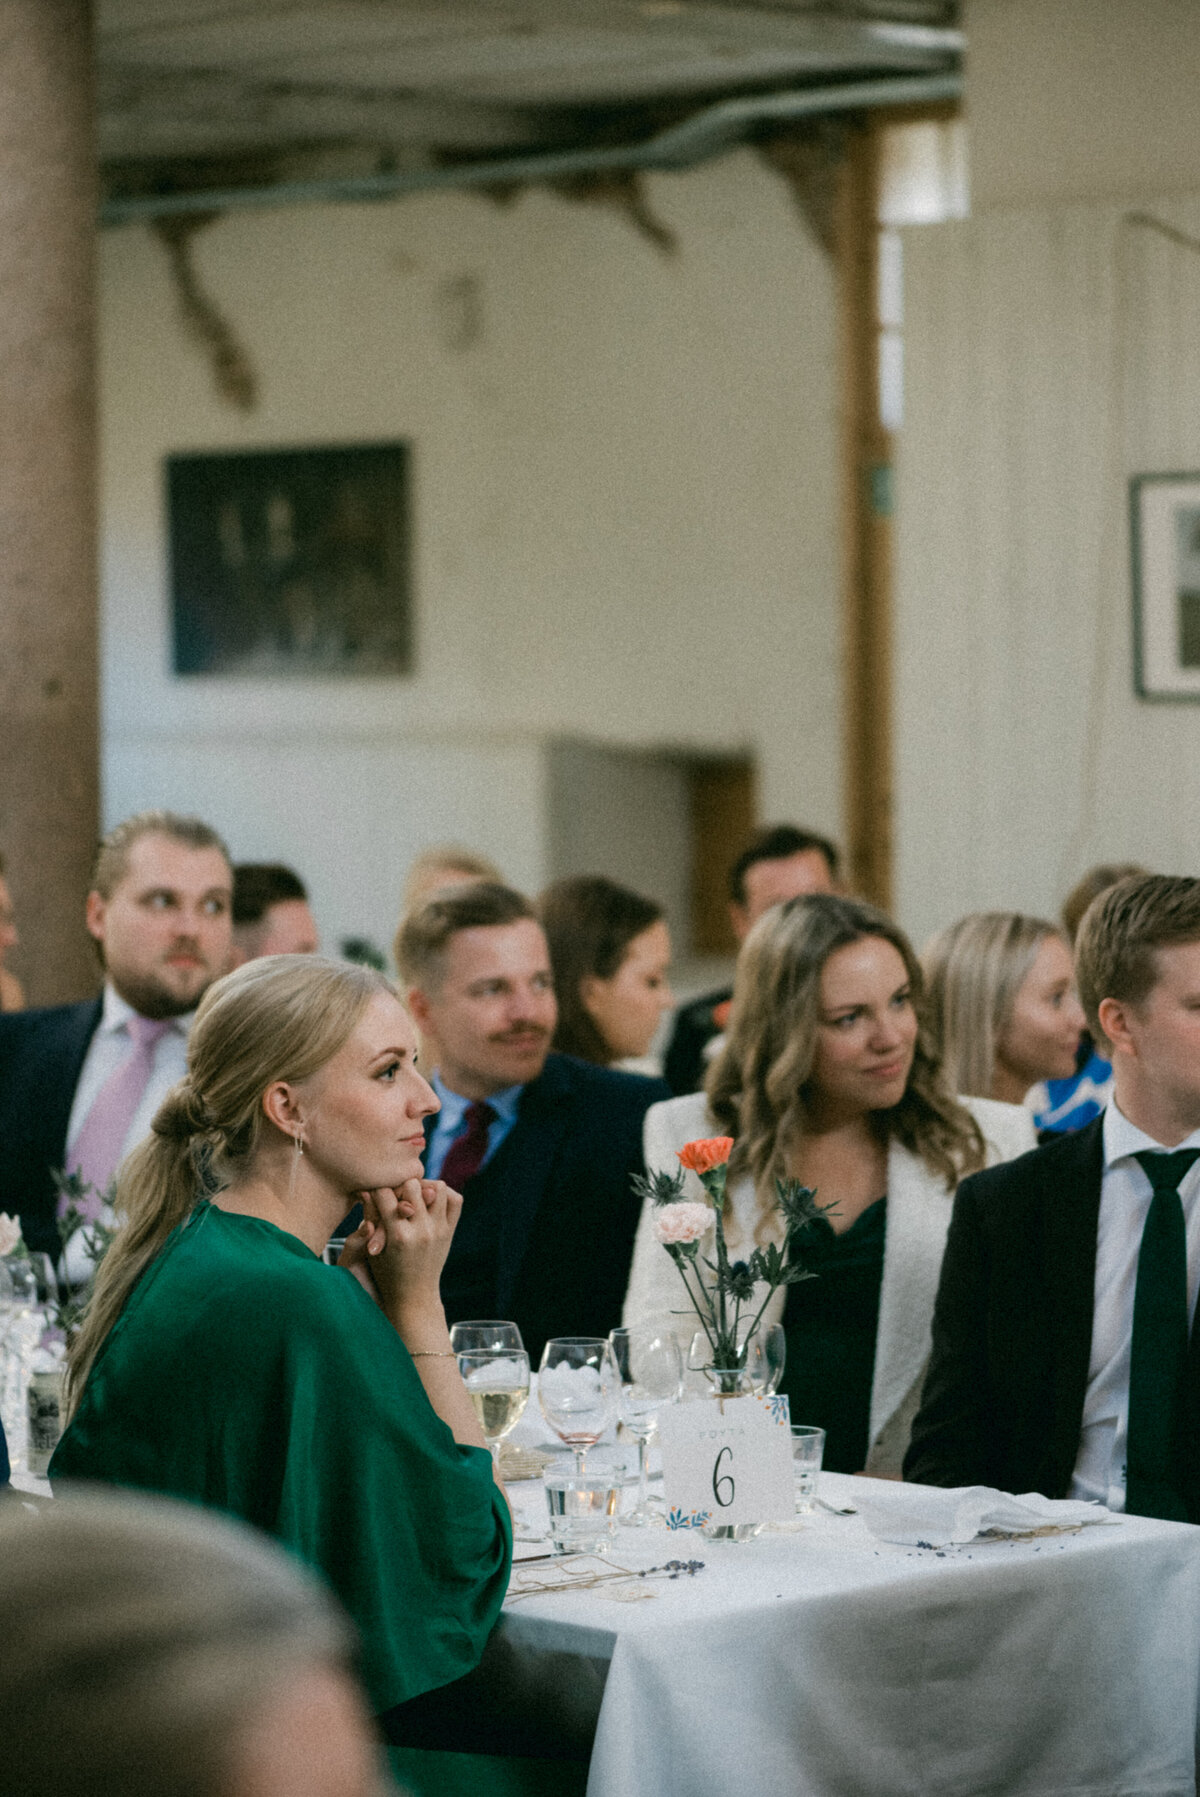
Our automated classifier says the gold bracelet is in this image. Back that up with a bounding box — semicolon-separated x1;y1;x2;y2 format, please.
410;1349;456;1358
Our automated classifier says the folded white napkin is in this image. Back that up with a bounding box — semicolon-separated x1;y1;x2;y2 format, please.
855;1482;1112;1547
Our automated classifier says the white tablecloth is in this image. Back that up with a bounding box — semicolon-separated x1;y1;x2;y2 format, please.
504;1472;1200;1797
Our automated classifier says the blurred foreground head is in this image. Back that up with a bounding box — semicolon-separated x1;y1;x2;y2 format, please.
0;1491;384;1797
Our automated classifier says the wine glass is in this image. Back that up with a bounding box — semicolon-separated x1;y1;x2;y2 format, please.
608;1326;683;1526
761;1323;787;1395
537;1337;618;1475
450;1320;525;1356
456;1348;531;1467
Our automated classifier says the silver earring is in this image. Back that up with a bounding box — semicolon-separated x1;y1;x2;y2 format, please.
293;1133;305;1158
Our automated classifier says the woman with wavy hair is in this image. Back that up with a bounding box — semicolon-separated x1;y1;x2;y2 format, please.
51;953;511;1737
623;895;1035;1475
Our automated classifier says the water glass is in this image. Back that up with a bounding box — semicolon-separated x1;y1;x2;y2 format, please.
543;1462;621;1555
790;1424;826;1513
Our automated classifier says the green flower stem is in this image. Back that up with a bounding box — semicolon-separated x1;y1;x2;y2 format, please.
673;1255;719;1350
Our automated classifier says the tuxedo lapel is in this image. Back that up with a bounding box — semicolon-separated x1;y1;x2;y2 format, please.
492;1060;573;1314
1040;1119;1104;1489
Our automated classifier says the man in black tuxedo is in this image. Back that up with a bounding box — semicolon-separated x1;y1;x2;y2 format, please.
906;873;1200;1521
397;882;669;1362
663;824;840;1094
0;812;232;1260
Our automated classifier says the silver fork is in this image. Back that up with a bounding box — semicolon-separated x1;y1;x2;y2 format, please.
816;1497;857;1515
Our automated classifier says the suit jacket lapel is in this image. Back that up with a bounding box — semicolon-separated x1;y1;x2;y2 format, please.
493;1059;573;1314
40;998;103;1172
1041;1118;1105;1490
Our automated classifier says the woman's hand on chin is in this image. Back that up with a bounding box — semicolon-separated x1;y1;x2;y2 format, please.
357;1179;464;1332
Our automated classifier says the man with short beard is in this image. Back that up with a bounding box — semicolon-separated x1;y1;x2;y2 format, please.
0;811;233;1260
394;882;670;1361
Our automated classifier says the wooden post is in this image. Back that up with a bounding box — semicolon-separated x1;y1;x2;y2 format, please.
0;1;101;1004
836;117;893;911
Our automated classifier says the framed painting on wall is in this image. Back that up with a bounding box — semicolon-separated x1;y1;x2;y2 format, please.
1131;472;1200;700
167;441;412;677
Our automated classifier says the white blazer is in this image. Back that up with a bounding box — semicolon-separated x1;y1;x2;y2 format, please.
621;1091;1036;1475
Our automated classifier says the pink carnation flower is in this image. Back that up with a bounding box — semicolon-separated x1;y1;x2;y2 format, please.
653;1201;714;1246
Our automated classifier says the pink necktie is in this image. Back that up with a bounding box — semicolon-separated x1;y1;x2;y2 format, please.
68;1016;174;1195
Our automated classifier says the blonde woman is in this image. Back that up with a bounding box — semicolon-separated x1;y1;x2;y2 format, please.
51;954;511;1737
0;1491;383;1797
622;896;1035;1475
922;911;1086;1106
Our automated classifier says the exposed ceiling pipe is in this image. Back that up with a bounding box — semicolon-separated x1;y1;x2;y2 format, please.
100;71;962;226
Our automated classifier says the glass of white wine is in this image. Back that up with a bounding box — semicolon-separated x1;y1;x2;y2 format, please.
450;1320;525;1357
456;1348;531;1467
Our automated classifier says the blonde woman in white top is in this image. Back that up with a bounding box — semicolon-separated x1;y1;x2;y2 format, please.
623;894;1035;1476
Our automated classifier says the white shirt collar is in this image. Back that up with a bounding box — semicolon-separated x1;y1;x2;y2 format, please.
98;980;192;1038
1102;1097;1200;1166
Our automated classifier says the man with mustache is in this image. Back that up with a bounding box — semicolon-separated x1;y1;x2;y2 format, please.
0;811;233;1262
398;882;669;1360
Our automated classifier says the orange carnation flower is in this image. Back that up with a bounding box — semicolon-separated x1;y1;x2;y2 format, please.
677;1137;734;1176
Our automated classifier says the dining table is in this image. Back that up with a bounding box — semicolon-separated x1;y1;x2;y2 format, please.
502;1469;1200;1797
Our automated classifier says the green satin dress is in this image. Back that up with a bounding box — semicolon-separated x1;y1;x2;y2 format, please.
51;1201;512;1713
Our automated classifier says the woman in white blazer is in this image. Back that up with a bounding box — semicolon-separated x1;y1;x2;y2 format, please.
623;894;1035;1478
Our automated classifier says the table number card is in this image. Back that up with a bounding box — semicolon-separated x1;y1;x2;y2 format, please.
659;1393;794;1527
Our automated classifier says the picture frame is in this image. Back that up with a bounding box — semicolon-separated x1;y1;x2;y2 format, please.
166;441;412;678
1130;471;1200;700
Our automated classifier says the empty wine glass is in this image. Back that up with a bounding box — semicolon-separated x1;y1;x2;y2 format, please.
456;1348;531;1467
450;1320;525;1356
537;1337;618;1475
608;1326;683;1526
761;1323;787;1395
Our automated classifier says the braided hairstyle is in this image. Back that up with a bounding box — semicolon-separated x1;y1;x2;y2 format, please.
67;954;395;1409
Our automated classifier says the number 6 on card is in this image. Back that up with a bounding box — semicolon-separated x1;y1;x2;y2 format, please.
659;1393;794;1528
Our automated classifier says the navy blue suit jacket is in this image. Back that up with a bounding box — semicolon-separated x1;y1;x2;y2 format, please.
0;998;102;1258
434;1053;669;1362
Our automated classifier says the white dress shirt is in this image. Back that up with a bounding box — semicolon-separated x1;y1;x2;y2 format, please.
1069;1101;1200;1510
61;984;192;1282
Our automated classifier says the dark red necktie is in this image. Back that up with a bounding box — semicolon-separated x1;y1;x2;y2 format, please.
440;1101;497;1191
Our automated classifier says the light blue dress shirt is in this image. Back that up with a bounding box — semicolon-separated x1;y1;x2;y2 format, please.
423;1072;524;1181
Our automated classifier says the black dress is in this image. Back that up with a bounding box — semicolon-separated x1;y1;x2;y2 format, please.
779;1197;887;1474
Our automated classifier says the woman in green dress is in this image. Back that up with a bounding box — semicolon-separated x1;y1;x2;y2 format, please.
52;953;512;1733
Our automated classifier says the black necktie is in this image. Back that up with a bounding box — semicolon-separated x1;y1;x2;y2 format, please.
1126;1148;1200;1521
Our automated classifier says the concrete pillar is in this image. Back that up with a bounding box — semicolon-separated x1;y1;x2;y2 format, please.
0;1;100;1006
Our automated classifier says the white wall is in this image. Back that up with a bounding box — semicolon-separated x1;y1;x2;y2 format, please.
99;150;840;956
967;0;1200;211
891;0;1200;947
544;739;692;949
895;193;1200;947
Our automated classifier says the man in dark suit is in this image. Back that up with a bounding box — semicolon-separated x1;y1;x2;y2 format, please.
663;823;840;1094
397;882;669;1362
0;812;232;1261
906;874;1200;1522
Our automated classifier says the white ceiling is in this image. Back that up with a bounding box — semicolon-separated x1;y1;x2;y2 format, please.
97;1;961;183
